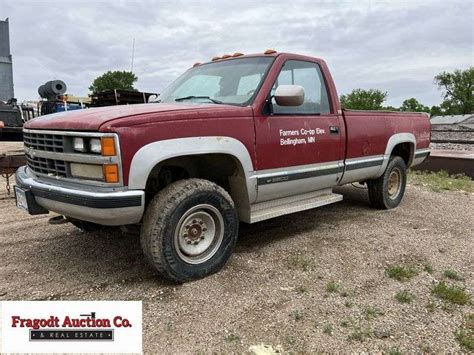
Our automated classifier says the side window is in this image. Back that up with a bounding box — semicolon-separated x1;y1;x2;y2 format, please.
271;60;330;115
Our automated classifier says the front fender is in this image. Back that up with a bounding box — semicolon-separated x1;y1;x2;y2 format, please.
127;136;257;203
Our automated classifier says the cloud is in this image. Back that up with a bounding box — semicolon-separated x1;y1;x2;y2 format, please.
1;0;472;106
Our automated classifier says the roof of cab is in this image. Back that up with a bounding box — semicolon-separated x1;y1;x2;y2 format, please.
196;50;324;67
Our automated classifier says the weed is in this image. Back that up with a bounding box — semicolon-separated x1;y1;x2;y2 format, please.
443;269;463;281
341;320;350;328
442;302;455;313
426;300;437;313
323;324;333;335
285;335;296;346
395;290;414;304
455;314;474;351
424;264;433;274
326;280;340;293
296;286;308;294
345;300;353;308
466;313;474;329
432;282;470;305
348;326;371;342
287;254;314;271
456;329;473;351
387;347;403;355
291;310;303;321
419;344;432;353
386;265;418;282
224;333;240;342
364;306;385;320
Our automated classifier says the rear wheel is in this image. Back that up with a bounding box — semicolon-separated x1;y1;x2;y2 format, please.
140;178;239;282
367;156;407;209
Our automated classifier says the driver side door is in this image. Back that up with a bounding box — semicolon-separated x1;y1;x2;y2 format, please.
254;60;345;202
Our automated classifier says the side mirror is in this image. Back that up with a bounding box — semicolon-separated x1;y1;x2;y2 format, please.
274;85;305;106
148;94;159;103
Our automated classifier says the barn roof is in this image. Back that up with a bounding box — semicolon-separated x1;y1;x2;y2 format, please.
430;114;474;125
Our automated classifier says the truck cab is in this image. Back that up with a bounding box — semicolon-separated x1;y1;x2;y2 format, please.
15;51;431;282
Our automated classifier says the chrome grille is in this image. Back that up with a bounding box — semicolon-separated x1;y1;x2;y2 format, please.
22;129;122;186
23;131;64;152
25;155;67;177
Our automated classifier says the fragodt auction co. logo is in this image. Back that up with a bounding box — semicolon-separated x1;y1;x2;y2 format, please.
11;311;133;342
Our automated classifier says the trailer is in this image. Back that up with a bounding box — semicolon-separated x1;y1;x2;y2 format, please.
0;142;25;194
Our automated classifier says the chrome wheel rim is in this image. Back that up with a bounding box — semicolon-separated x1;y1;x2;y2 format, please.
387;167;402;199
174;204;224;264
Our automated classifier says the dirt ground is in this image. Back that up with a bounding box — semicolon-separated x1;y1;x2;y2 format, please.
0;150;472;352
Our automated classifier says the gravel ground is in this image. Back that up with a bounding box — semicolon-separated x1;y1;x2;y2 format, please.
0;167;472;353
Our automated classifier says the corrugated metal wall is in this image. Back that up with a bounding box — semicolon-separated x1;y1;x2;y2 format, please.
0;18;14;101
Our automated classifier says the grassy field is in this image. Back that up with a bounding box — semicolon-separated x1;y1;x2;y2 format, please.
408;170;474;193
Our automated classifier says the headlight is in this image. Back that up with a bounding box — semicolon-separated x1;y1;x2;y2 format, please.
71;136;116;156
70;163;104;180
89;138;102;154
73;137;85;152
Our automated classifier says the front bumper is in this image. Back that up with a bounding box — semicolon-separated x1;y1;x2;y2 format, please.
15;166;145;226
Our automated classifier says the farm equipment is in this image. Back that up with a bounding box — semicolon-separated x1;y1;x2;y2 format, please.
38;80;87;115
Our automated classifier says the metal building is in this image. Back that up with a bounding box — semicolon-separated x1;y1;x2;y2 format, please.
0;18;14;101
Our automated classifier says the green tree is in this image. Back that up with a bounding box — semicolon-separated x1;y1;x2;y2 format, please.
89;71;138;93
383;105;400;111
400;98;430;113
430;105;442;116
340;89;387;110
434;67;473;114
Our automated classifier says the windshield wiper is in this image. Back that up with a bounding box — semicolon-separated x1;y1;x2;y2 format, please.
175;96;223;104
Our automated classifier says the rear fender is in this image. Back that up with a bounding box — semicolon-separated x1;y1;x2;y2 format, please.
376;133;416;177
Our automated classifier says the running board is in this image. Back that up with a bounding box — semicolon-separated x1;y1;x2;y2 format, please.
249;189;343;223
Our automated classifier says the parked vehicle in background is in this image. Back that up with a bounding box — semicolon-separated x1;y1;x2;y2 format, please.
90;89;157;107
0;99;35;141
15;50;431;282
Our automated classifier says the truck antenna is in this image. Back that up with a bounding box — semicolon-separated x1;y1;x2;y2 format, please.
130;38;135;73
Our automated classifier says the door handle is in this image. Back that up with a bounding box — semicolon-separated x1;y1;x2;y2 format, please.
330;126;339;135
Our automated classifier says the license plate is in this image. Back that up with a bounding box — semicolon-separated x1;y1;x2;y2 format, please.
14;186;29;212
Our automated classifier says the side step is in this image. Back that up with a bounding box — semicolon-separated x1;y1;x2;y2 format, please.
249;189;343;223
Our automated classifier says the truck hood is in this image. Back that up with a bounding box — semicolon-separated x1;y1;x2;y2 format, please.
24;103;251;131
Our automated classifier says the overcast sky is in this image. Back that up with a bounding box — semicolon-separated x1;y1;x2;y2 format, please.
1;0;472;107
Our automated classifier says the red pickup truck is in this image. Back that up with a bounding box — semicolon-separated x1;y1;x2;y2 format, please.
15;51;431;282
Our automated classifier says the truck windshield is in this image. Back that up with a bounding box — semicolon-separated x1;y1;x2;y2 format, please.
158;57;273;106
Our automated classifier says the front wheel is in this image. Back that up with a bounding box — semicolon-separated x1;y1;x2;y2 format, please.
367;156;407;209
140;179;239;282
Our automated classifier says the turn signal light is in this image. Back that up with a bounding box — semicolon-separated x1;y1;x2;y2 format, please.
264;49;277;54
232;52;244;57
211;56;221;61
221;54;231;59
103;164;119;183
101;137;116;156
